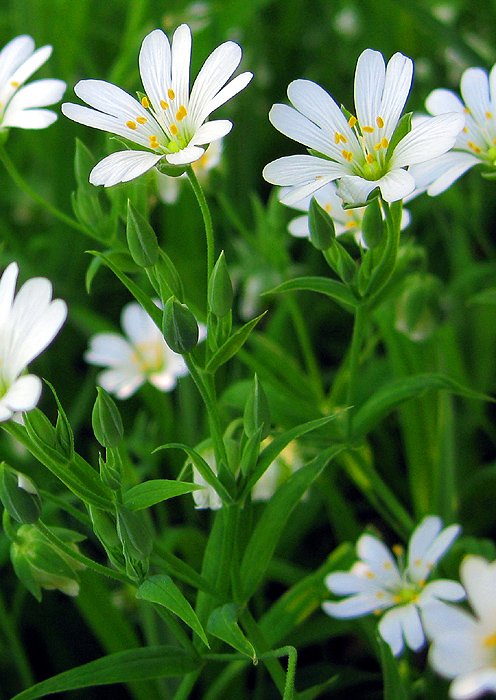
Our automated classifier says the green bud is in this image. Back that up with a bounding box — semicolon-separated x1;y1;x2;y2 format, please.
116;504;153;561
92;388;124;448
89;505;121;549
309;197;336;250
208;251;233;317
56;411;74;459
126;200;159;268
24;409;58;450
0;464;41;524
162;297;199;354
244;375;271;440
361;198;384;248
11;525;85;600
156;161;188;177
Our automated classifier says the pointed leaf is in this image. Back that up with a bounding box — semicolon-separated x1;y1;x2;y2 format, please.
207;603;256;661
266;277;358;312
205;312;266;373
123;480;203;510
137;575;209;647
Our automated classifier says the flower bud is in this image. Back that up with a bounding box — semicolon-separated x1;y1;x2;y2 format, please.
89;504;121;549
208;251;233;317
244;375;271;440
24;409;58;450
309;196;336;250
11;525;85;600
99;453;122;491
92;388;124;448
162;297;199;354
126;200;159;268
0;464;41;524
116;505;153;561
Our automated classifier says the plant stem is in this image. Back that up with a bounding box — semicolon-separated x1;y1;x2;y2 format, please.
171;670;202;700
0;145;89;236
187;165;215;280
285;295;325;405
34;520;133;585
0;587;34;688
346;302;368;439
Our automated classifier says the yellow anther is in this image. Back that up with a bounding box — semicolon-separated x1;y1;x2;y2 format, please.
464;107;470;114
341;149;349;159
414;558;422;567
474;145;482;153
346;221;357;229
393;595;402;604
149;136;159;148
381;137;389;149
377;116;384;128
325;203;331;213
484;632;496;647
168;88;175;100
161;100;169;110
366;154;374;164
376;591;385;599
141;96;150;108
374;142;382;150
373;608;382;616
487;111;493;119
363;125;374;133
10;81;19;87
383;561;391;570
419;578;426;587
348;116;357;128
346;210;354;217
392;545;404;557
366;571;375;579
176;105;187;121
170;124;178;136
463;127;469;133
136;116;147;124
126;120;138;130
335;132;340;144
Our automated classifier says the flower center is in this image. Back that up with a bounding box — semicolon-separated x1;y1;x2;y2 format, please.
336;114;391;181
125;93;191;155
133;341;165;375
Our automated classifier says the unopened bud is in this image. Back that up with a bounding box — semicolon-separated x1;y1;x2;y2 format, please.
0;464;41;524
24;409;58;450
126;200;159;268
361;198;384;248
92;388;124;448
208;251;233;317
309;197;335;250
162;297;199;354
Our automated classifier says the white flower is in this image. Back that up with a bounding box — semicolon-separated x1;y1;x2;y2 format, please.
0;35;66;131
0;262;67;422
156;137;223;204
85;300;192;399
62;24;252;187
428;556;496;699
263;49;464;206
280;181;411;243
323;516;464;656
410;64;496;195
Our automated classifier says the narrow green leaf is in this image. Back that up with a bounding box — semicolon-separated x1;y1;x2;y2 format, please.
137;575;209;647
352;372;493;439
123;480;203;510
207;603;256;661
379;636;410;700
240;445;344;602
10;647;200;700
266;276;358;312
205;312;266;373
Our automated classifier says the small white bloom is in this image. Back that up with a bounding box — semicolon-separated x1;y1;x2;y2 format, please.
280;181;411;243
85;300;193;399
410;63;496;194
323;516;464;656
62;24;252;187
429;556;496;699
0;35;66;132
156;138;223;204
263;49;464;206
0;262;67;422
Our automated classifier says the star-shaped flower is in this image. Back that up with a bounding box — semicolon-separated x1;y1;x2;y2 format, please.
263;49;464;206
85;300;192;399
429;556;496;699
0;35;66;132
410;63;496;194
62;24;252;187
0;262;67;422
323;516;464;656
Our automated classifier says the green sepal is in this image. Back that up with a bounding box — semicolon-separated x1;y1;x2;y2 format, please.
243;374;270;439
89;505;121;550
386;112;412;160
24;409;58;450
126;200;159;268
116;504;153;561
308;196;335;250
92;388;124;448
323;240;357;285
208;251;233;317
0;464;41;524
150;248;184;303
361;197;384;248
162;297;199;354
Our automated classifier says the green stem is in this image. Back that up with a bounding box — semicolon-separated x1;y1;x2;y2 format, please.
0;145;89;236
171;670;202;700
0;587;34;688
151;603;200;658
346;302;368;439
187;165;215;280
34;520;132;586
285;295;325;405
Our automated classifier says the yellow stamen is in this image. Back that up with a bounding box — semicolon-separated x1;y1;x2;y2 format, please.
484;632;496;647
463;127;469;133
346;210;354;217
381;137;389;149
136;116;147;124
487;111;493;119
149;136;159;148
176;105;187;121
376;591;385;599
348;116;357;128
374;142;382;150
464;107;470;114
346;221;357;229
335;132;340;144
325;203;331;213
366;571;375;579
419;578;426;587
377;116;384;128
363;125;374;133
393;595;402;604
10;81;19;87
474;145;482;154
168;88;175;100
170;124;178;136
141;96;150;108
161;100;169;110
126;120;137;130
373;608;382;616
366;153;374;164
383;561;392;570
414;558;422;567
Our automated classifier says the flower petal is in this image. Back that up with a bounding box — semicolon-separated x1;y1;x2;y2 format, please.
0;262;19;325
200;71;253;120
97;368;144;399
165;144;205;165
426;88;466;115
189;119;232;146
409;151;479;195
62;103;151;148
171;24;192;108
264;154;344;187
354;49;385;133
85;333;135;368
268;103;338;157
407;515;443;573
378;606;406;656
1;374;42;413
0;35;35;87
379;52;414;139
322;593;384;618
420;579;466;603
461;556;496;621
461;67;490;124
8;45;52;88
391;112;465;168
89;150;164;187
429;626;486;679
2;108;58;129
139;29;172;113
325;571;377;595
450;669;496;700
356;534;402;588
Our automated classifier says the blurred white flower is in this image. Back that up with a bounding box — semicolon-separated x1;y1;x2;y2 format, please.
85;300;190;399
323;516;464;656
62;24;252;187
429;556;496;699
263;49;464;206
0;262;67;422
0;35;66;131
156;138;223;204
410;63;496;194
